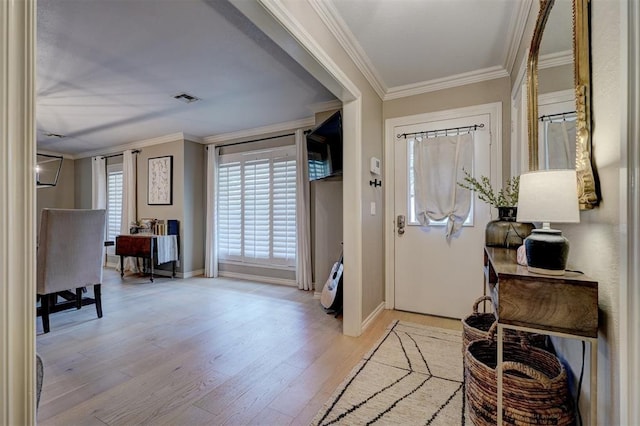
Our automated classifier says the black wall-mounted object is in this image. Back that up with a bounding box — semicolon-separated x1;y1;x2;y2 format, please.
36;153;64;188
307;110;343;181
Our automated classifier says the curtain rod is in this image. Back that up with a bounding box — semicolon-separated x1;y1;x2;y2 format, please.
396;123;484;139
539;111;577;122
101;149;140;159
207;130;312;150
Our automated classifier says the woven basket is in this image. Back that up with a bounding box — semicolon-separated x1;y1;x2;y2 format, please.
462;296;548;353
465;339;575;426
462;296;496;352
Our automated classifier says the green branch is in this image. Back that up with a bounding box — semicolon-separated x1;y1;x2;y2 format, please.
457;170;519;208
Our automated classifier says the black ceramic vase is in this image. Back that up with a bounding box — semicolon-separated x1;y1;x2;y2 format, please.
485;207;534;248
524;229;570;275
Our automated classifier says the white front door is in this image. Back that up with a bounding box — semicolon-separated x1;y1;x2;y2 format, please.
389;105;500;319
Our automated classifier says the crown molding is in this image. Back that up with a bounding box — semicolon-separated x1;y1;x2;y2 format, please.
538;88;574;105
253;0;360;103
203;117;316;144
511;48;573;101
182;133;204;144
504;0;534;74
384;66;509;101
512;48;529;101
308;0;387;99
68;116;323;159
308;99;342;114
74;132;188;160
311;0;532;103
539;50;573;69
36;149;74;159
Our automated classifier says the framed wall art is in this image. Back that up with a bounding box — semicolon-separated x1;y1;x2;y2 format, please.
148;155;173;205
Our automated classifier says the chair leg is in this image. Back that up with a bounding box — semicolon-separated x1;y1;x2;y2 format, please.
75;288;83;310
94;284;103;318
41;294;51;334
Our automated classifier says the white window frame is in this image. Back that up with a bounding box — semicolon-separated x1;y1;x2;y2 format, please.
217;145;297;269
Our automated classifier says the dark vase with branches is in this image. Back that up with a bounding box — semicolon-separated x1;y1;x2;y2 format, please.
458;171;533;248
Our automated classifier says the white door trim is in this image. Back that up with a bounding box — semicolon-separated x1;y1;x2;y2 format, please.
0;0;37;423
384;102;502;309
246;0;364;336
620;0;639;423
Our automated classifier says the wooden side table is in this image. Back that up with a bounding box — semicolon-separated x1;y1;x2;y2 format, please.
115;234;177;281
484;247;598;426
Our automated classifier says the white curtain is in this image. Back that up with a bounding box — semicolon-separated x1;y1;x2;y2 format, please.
91;156;106;209
204;145;219;278
413;133;473;240
295;129;312;290
546;120;576;169
119;150;138;272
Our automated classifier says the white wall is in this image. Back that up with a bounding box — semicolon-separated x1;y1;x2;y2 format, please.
182;140;206;275
553;2;622;423
512;1;624;423
255;0;386;334
384;77;512;181
311;179;343;289
73;136;205;277
37;157;75;222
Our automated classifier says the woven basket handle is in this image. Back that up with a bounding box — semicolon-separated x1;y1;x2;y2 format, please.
472;295;493;314
517;331;534;350
486;321;498;340
502;361;552;389
485;323;537;350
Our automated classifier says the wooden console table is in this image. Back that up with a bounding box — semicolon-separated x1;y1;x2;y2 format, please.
115;234;178;282
484;247;598;426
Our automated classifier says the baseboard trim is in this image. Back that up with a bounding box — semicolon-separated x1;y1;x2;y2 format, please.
361;302;386;332
218;271;296;287
181;269;204;279
103;265;203;279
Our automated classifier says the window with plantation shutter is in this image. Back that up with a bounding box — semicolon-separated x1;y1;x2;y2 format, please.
218;162;242;260
217;145;296;268
106;164;123;255
272;157;296;264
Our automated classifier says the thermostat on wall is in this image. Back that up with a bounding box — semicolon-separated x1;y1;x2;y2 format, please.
370;157;381;175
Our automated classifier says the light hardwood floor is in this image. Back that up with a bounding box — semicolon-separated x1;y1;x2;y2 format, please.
36;269;461;425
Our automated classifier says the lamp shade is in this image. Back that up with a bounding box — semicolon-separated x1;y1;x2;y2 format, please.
516;169;580;224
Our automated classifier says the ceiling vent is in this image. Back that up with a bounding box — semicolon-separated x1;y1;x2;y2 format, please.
44;132;66;139
173;93;201;104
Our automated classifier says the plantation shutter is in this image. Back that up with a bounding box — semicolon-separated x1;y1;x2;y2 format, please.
218;162;242;260
106;167;123;254
272;156;296;265
244;159;271;261
217;145;296;268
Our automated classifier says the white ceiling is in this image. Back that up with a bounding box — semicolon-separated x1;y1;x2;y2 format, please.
36;0;538;157
325;0;528;97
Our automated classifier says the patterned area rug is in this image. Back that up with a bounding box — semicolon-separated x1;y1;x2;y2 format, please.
312;320;466;425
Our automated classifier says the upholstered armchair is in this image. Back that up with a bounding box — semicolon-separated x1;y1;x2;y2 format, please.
37;209;106;333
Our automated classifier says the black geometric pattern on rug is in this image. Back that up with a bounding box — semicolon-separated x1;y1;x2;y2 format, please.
313;320;466;425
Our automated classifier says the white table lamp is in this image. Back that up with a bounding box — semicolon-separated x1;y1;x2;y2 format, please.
516;170;580;275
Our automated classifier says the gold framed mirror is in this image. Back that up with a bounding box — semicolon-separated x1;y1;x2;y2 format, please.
527;0;599;209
